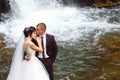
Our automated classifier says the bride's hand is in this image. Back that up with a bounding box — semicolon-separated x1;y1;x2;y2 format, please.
35;37;40;42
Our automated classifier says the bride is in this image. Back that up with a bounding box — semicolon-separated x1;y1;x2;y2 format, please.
7;26;50;80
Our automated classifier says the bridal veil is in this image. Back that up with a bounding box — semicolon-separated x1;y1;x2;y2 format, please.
7;33;25;80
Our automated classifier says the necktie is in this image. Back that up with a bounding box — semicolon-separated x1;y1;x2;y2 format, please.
41;36;45;59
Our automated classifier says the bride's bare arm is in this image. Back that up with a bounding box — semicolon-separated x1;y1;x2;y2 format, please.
30;44;43;52
30;37;43;52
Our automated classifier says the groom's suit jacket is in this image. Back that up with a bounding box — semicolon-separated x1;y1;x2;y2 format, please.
46;34;58;62
32;33;58;62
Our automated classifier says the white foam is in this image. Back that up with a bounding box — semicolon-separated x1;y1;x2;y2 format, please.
0;0;120;43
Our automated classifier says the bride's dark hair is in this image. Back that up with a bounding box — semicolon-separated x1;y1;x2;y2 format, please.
23;26;36;37
29;26;36;36
23;27;30;37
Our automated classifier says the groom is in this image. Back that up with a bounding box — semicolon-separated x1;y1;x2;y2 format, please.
33;23;58;80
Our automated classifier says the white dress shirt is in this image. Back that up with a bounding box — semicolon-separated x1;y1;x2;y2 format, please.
38;33;49;58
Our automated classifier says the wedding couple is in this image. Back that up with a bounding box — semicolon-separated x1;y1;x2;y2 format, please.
7;23;58;80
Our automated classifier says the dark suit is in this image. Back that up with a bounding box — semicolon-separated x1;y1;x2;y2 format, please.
32;33;58;80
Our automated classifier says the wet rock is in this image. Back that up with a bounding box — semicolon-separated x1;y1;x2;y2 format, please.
94;0;120;7
0;34;6;48
0;0;11;21
0;34;14;79
96;31;120;80
57;0;94;6
98;32;120;52
0;0;10;13
58;0;120;7
73;0;94;6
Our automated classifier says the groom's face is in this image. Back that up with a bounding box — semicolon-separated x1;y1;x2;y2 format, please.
36;26;43;36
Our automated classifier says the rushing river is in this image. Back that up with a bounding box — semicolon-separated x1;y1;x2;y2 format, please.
0;0;120;80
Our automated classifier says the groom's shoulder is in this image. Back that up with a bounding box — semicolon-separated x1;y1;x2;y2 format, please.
46;33;54;37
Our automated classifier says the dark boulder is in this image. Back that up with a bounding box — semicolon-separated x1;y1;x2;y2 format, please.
0;0;11;21
0;0;10;13
73;0;94;6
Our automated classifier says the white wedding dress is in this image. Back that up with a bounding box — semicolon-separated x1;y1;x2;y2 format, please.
7;40;49;80
21;42;50;80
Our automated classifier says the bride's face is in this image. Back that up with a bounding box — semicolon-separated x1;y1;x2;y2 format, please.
31;31;37;39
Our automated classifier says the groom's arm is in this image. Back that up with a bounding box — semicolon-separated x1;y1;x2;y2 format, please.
24;52;31;61
51;36;58;62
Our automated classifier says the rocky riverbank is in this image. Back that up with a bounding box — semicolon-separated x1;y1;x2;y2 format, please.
97;31;120;80
0;34;14;80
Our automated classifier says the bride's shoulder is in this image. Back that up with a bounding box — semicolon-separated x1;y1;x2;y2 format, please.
29;41;34;45
23;41;34;50
24;41;33;47
27;42;35;47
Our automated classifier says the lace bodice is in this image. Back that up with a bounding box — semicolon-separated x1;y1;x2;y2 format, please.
24;42;36;57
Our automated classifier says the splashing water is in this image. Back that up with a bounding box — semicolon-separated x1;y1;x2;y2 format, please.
0;0;120;43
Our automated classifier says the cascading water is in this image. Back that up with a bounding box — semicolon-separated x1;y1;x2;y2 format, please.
0;0;119;43
0;0;120;80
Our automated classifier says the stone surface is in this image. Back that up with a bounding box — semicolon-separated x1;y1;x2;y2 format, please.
0;0;10;13
94;0;120;7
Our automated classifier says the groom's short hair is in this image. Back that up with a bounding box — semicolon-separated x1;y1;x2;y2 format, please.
36;23;46;32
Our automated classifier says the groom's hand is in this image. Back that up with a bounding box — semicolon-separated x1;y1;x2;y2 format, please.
25;55;31;61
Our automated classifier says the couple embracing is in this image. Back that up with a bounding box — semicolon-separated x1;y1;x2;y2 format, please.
7;23;58;80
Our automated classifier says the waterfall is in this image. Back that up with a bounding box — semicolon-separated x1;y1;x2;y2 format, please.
0;0;120;43
0;1;120;79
